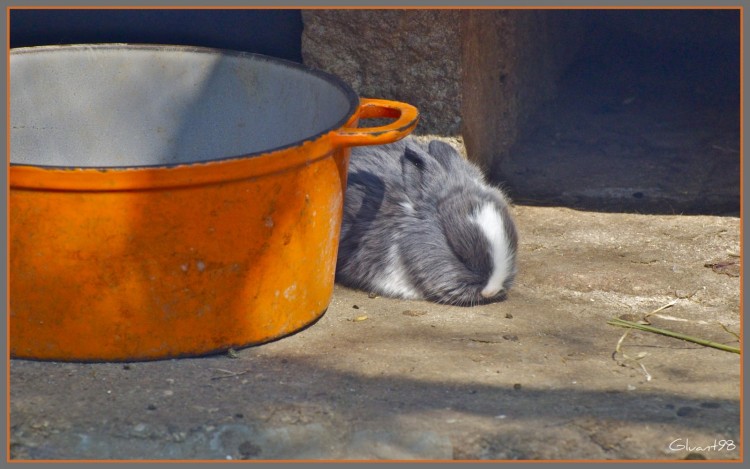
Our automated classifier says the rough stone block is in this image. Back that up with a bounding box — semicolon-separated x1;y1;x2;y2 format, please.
301;9;585;171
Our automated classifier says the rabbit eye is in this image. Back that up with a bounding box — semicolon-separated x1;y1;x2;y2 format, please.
446;226;492;277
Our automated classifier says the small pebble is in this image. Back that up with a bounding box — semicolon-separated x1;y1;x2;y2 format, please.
352;305;360;309
505;313;513;319
147;404;157;411
354;315;368;322
513;383;522;390
684;453;707;460
675;290;693;299
368;292;378;298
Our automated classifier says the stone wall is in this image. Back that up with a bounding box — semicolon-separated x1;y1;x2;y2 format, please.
301;9;586;171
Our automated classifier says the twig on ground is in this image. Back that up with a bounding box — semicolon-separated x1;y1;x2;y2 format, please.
711;144;739;154
609;300;740;382
613;328;653;381
210;368;250;380
718;322;741;341
608;318;740;354
643;299;678;321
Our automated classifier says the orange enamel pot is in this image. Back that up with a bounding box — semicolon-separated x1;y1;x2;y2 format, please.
9;44;418;362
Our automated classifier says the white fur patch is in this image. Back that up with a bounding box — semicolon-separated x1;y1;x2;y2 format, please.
370;244;422;300
471;203;514;298
399;201;416;215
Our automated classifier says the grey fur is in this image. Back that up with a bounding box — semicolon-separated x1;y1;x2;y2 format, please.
336;137;518;306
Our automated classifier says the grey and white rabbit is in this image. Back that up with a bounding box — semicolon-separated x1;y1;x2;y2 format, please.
336;136;518;306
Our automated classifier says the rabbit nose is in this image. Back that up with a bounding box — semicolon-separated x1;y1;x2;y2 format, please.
481;285;504;298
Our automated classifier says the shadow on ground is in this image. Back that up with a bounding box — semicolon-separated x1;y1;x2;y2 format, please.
9;339;740;460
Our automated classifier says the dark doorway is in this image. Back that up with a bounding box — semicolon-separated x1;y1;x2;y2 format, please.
496;9;741;215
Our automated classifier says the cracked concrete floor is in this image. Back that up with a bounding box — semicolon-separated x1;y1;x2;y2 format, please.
9;205;740;460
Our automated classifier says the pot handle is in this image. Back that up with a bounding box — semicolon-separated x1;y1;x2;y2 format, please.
331;98;420;147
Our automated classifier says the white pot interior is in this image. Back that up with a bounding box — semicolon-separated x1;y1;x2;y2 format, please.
10;45;357;168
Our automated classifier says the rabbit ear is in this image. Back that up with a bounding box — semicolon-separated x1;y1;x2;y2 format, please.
402;144;435;202
427;140;462;171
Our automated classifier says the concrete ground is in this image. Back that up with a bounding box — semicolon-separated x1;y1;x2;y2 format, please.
9;204;741;461
9;24;741;462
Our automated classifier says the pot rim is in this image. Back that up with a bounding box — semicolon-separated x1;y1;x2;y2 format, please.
9;43;362;171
